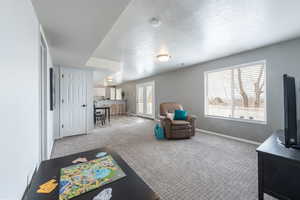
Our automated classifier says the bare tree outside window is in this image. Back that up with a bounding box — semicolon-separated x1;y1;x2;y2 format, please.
205;61;266;122
254;66;264;107
237;68;249;107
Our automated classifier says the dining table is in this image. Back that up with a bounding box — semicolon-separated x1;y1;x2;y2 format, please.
94;106;111;123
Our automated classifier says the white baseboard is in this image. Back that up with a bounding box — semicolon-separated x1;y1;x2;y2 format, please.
128;113;137;117
129;113;156;120
196;128;261;146
129;115;260;145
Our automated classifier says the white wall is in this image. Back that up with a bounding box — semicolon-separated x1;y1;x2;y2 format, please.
86;71;94;131
40;27;55;158
0;0;40;199
94;87;106;97
53;66;61;139
120;38;300;142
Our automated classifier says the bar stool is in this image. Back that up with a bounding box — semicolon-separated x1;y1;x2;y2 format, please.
94;105;106;126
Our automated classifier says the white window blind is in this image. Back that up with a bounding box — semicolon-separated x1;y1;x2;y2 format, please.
136;81;155;117
146;85;153;115
205;61;266;123
110;88;115;100
116;88;122;100
137;87;144;114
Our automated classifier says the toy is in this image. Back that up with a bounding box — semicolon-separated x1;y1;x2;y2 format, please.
59;155;126;200
72;157;88;164
93;188;112;200
37;179;58;194
96;152;107;158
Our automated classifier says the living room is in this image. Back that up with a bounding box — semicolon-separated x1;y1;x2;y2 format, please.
2;1;300;200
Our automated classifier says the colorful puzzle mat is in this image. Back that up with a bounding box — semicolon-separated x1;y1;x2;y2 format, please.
59;155;126;200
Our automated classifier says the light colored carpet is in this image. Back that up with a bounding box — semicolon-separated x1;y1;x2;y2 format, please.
52;116;276;200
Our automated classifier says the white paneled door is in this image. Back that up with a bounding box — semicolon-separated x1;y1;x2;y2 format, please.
136;81;155;118
60;68;87;137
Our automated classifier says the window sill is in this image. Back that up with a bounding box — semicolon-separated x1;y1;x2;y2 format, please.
204;115;267;125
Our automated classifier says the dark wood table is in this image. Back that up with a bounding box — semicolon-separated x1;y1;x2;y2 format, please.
95;106;111;123
25;148;159;200
257;130;300;200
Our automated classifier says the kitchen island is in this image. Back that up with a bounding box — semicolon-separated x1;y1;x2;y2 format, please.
94;100;127;116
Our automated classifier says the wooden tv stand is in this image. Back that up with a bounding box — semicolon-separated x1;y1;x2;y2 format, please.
257;131;300;200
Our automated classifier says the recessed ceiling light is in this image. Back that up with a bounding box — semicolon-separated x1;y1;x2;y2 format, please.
157;54;171;62
149;17;161;28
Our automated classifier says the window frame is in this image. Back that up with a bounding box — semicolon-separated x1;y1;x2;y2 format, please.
204;60;267;125
136;81;155;119
116;88;122;100
110;87;116;100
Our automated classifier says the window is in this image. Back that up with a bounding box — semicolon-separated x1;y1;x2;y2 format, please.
110;88;115;100
137;87;144;114
136;81;155;117
205;61;266;123
116;88;122;100
145;85;153;115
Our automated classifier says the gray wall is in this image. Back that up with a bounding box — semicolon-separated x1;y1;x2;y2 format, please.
120;38;300;142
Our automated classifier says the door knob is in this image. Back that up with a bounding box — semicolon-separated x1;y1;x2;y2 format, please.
82;104;87;107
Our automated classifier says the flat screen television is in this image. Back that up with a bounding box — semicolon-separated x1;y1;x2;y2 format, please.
281;74;298;148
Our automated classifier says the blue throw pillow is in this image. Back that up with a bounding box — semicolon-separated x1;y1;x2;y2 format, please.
174;110;187;120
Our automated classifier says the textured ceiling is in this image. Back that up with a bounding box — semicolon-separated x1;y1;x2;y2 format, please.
32;0;300;85
31;0;131;68
92;0;300;83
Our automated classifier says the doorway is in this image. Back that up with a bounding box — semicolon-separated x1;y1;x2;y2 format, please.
39;34;48;161
60;67;88;137
136;81;155;119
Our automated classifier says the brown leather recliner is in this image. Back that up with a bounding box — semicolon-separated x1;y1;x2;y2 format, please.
160;102;196;139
